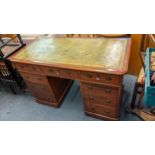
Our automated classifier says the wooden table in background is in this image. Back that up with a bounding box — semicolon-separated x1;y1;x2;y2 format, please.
9;36;131;120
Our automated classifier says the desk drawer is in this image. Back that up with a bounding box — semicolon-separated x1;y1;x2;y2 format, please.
42;67;60;76
16;63;42;74
80;71;122;85
85;103;118;118
83;93;118;107
81;82;118;97
58;68;78;79
21;72;48;85
42;66;78;79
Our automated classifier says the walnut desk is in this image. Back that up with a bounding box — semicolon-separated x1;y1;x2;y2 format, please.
9;37;131;120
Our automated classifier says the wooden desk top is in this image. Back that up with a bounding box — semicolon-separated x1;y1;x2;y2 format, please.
9;36;131;75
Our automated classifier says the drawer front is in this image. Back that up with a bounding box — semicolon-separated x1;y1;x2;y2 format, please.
81;82;118;97
85;103;118;118
42;66;78;79
83;93;118;107
58;68;78;79
16;63;42;74
27;82;55;102
42;66;60;76
21;72;48;85
80;71;122;85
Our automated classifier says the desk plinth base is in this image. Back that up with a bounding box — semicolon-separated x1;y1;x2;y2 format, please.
85;111;119;121
36;99;59;107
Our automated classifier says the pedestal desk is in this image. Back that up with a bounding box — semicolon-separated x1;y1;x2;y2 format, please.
9;36;131;120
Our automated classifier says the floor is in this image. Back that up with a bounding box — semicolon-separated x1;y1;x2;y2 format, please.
0;75;141;121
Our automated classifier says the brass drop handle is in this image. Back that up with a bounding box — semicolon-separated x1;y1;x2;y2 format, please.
49;69;54;73
89;96;94;101
56;72;60;76
96;74;100;81
96;76;100;81
87;85;93;89
105;110;110;114
105;89;111;93
105;99;111;104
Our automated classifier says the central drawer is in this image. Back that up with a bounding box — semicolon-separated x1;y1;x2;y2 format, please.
58;68;78;79
42;66;78;79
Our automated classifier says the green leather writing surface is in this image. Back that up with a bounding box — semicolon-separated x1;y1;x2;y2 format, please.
12;37;129;71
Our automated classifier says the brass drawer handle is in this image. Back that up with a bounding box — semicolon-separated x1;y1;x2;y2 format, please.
96;74;100;81
32;67;36;70
105;99;111;104
87;85;93;89
106;76;112;81
105;89;111;93
49;69;54;73
89;96;94;102
56;72;60;76
96;77;100;80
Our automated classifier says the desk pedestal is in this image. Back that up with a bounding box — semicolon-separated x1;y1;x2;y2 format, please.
20;72;73;107
80;82;122;121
